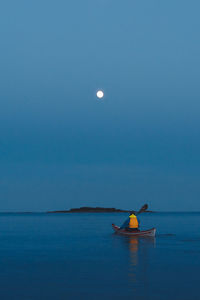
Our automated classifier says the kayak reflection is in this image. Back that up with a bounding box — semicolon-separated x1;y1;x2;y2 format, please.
128;237;155;264
123;236;156;286
129;237;139;267
112;231;156;290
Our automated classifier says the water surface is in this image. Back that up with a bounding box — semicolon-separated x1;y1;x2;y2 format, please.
0;212;200;299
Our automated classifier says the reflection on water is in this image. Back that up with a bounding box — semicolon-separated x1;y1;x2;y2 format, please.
129;238;139;265
129;237;155;264
117;235;156;290
1;213;200;300
129;237;155;295
128;238;139;282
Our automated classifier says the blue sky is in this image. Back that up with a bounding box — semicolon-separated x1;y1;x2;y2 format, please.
0;0;200;211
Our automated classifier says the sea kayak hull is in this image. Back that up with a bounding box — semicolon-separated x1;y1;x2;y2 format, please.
112;224;156;237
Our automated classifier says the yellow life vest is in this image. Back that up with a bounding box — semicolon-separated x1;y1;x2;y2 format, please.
129;214;139;229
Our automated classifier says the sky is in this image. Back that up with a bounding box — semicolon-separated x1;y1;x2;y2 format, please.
0;0;200;211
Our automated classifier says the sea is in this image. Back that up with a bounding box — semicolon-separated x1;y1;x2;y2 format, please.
0;212;200;300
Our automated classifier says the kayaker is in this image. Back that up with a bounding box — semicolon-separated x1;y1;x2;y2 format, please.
121;211;140;231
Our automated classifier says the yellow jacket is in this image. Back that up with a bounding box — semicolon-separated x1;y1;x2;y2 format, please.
129;214;139;229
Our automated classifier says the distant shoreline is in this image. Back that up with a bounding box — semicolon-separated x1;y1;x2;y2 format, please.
47;207;154;213
1;209;200;214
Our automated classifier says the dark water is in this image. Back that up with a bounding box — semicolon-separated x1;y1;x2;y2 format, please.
0;212;200;300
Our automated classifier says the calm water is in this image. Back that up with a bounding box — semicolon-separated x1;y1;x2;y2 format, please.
0;212;200;300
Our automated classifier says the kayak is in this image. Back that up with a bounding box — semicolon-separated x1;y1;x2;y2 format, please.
112;224;156;237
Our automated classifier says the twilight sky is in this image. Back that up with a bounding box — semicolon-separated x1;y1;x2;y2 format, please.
0;0;200;211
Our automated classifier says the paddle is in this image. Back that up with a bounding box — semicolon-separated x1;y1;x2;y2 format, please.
136;204;148;215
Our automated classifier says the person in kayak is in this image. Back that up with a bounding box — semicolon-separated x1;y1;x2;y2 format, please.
120;211;140;232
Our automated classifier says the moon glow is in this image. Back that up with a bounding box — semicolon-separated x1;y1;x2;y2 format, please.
96;90;104;99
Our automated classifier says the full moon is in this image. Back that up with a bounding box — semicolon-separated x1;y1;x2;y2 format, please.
96;90;104;99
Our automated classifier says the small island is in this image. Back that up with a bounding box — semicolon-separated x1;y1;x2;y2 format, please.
47;207;154;213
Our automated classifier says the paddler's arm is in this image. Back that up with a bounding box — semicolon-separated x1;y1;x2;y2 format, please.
120;218;129;229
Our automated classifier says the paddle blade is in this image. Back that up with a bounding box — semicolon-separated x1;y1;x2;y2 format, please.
137;204;148;214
